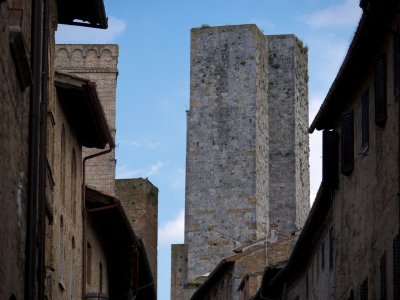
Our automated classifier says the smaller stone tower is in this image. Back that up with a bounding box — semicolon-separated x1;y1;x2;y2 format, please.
115;178;158;288
55;44;118;195
267;35;310;233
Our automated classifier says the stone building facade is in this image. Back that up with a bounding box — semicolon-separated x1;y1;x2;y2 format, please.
55;44;119;195
116;178;159;289
172;24;309;299
0;1;109;299
256;1;400;299
0;1;32;298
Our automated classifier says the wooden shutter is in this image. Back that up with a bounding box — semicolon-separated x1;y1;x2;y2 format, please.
394;234;400;300
380;253;387;300
323;130;339;189
360;278;368;300
375;54;387;127
362;89;369;149
341;111;354;175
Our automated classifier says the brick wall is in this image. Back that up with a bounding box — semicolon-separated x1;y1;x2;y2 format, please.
115;178;158;288
55;44;118;195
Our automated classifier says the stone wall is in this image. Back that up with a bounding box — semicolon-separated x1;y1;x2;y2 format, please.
185;24;270;282
0;1;32;298
45;80;86;300
55;44;118;195
115;178;158;287
267;35;309;234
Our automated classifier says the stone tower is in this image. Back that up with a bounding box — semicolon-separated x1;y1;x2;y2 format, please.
185;24;269;281
55;44;118;195
171;24;309;299
267;35;310;234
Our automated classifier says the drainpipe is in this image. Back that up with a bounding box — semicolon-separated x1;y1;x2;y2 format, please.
37;0;50;298
25;0;43;298
81;144;114;300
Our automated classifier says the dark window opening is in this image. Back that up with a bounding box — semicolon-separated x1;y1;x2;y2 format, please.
329;227;334;272
87;242;92;285
341;111;354;175
361;88;369;151
380;253;387;300
360;277;368;300
374;54;387;127
322;130;339;189
321;242;325;270
394;234;400;299
393;34;400;100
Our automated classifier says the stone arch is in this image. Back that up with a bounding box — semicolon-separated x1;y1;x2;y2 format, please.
55;48;70;68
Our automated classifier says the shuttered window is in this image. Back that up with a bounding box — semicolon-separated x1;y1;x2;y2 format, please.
380;253;387;300
374;54;387;127
323;130;339;189
341;111;354;175
394;234;400;299
360;278;368;300
362;89;369;150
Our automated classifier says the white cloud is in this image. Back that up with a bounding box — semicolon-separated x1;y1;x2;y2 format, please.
116;161;165;179
158;210;184;247
303;0;361;29
56;16;127;44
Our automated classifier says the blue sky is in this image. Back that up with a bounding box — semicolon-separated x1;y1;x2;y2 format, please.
56;1;361;299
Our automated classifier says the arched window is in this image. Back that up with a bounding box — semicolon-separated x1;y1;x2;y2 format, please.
71;149;76;224
59;216;65;283
61;125;66;206
69;237;76;299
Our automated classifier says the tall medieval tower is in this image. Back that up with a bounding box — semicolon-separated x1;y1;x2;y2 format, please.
171;24;309;299
55;44;118;195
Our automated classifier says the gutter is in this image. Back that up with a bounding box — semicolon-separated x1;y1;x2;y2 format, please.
25;0;43;298
81;143;114;300
37;0;50;298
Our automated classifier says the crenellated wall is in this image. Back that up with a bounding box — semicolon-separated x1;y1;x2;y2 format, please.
55;44;118;195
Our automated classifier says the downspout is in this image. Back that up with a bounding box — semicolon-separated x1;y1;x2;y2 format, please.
25;0;43;298
37;0;50;298
81;144;114;300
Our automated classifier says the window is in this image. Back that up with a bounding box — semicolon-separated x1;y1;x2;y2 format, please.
87;242;92;285
59;216;65;285
69;237;76;299
361;88;369;150
360;277;368;300
306;274;309;299
322;130;338;189
380;253;387;300
61;125;66;206
394;234;400;299
348;290;354;300
99;262;103;293
341;111;354;175
71;149;76;224
374;54;387;127
393;34;400;99
329;227;334;272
